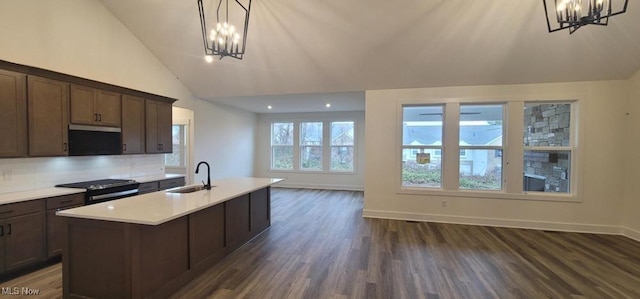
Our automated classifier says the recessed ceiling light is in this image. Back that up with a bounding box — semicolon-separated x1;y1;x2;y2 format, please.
326;103;331;108
267;105;272;110
204;55;213;63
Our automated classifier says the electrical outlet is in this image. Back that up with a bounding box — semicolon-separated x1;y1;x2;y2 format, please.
441;200;447;207
2;170;12;181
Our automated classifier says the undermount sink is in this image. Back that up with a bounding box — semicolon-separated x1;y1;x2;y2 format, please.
166;185;214;194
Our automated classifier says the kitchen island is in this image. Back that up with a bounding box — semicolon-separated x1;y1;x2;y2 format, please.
57;177;282;299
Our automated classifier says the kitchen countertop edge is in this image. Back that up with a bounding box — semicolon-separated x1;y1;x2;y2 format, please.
57;177;283;225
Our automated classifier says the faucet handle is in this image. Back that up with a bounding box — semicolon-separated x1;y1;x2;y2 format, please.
201;180;206;187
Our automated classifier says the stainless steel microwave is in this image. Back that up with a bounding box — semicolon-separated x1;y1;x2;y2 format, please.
68;125;122;156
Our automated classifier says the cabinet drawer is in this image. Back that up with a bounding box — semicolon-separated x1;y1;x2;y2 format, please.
138;182;159;194
159;177;185;190
0;200;45;219
46;193;85;210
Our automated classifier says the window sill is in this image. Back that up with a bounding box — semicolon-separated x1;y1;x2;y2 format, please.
396;187;579;202
268;169;358;175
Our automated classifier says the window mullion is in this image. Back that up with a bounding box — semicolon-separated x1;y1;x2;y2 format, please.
293;121;300;170
442;103;460;190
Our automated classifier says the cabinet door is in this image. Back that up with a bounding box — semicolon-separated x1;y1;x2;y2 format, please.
47;204;82;258
96;90;121;127
189;204;225;268
69;84;97;125
250;187;271;238
4;213;45;272
225;194;250;251
0;70;27;158
28;76;69;156
145;100;160;153
122;95;145;154
158;102;173;153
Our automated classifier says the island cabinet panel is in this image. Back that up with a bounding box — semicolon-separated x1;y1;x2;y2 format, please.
250;187;271;238
69;84;121;127
27;76;69;157
121;95;145;154
225;194;251;251
0;69;27;158
62;186;274;299
189;204;225;268
65;220;128;298
136;217;189;297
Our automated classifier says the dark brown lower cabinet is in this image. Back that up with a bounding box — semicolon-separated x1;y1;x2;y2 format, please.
63;187;272;299
225;194;251;251
2;213;45;272
0;200;46;276
45;193;85;258
189;204;225;268
250;187;271;238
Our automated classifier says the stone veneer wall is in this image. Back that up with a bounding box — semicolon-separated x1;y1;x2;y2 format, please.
523;103;571;192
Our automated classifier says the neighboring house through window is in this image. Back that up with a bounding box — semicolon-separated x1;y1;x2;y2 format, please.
399;99;578;199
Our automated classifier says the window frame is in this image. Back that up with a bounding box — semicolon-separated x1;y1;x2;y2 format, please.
299;122;323;172
395;97;583;202
270;122;295;171
268;119;357;174
330;121;356;172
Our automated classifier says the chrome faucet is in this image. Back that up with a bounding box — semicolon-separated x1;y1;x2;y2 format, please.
195;161;211;190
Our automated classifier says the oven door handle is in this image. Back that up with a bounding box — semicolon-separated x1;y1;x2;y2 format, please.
90;189;139;201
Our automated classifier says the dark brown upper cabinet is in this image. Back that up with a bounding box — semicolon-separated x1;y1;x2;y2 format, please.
0;70;27;158
145;99;172;154
70;84;121;127
121;95;146;154
27;76;69;157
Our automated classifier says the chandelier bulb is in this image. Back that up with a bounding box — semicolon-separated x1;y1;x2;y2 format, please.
218;37;225;45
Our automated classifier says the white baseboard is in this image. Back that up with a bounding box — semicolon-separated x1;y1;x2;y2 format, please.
622;227;640;242
275;182;364;191
362;209;623;235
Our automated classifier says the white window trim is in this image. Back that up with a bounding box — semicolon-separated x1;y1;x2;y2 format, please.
395;96;584;202
268;119;357;174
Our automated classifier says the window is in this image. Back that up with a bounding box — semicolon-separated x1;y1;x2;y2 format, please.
523;102;572;193
399;100;578;199
330;121;355;171
269;120;357;172
165;123;189;176
271;122;294;170
401;105;444;188
165;125;185;167
459;104;503;191
300;122;322;171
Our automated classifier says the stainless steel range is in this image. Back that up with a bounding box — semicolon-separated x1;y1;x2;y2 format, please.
56;179;140;205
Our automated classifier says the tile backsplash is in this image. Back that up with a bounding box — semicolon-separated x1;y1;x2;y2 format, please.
0;155;165;194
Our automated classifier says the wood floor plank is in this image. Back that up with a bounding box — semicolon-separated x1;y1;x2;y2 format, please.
2;188;640;298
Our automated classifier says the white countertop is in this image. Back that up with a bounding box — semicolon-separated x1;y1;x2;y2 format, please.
0;188;85;205
128;173;185;183
57;177;283;225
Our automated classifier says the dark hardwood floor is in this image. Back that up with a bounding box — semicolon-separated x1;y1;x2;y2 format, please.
3;188;640;298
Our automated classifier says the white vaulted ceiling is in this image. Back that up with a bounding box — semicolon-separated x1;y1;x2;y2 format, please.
98;0;640;112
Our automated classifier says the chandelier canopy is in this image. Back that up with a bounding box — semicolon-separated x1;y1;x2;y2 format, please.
543;0;629;34
198;0;252;61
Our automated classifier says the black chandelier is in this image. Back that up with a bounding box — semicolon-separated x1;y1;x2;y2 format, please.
197;0;252;61
543;0;629;34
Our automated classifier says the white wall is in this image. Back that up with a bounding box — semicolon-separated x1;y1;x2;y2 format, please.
0;0;256;193
256;111;365;190
623;70;640;241
364;80;629;234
